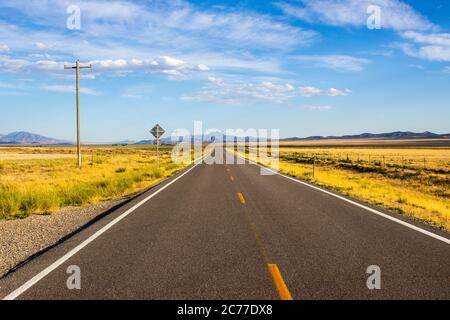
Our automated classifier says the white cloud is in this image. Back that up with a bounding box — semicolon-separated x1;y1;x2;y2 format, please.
396;32;450;62
0;0;317;76
277;0;435;31
35;42;56;50
400;31;450;46
43;85;101;95
299;86;351;97
90;56;209;79
444;66;450;74
293;55;370;71
0;44;9;52
0;56;209;79
183;77;351;104
182;78;296;104
301;105;333;110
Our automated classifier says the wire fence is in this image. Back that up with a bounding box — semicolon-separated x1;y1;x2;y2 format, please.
246;147;450;175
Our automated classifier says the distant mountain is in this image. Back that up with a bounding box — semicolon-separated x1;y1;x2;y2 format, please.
0;132;70;145
132;131;450;145
111;140;136;145
281;131;450;141
134;132;265;145
134;139;154;145
3;131;447;146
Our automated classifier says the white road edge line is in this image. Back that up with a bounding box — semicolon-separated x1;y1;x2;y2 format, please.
232;151;450;245
2;157;207;300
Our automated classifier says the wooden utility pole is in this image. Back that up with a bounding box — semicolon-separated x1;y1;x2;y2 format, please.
64;60;92;168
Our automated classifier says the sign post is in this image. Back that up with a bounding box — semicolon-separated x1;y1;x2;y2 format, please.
150;124;165;167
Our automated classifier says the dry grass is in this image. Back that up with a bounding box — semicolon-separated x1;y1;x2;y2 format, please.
235;146;450;231
0;154;76;160
0;145;187;220
276;138;450;148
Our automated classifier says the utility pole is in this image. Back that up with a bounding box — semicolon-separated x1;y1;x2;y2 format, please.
64;60;92;168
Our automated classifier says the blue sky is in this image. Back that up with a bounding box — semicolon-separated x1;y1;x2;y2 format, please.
0;0;449;142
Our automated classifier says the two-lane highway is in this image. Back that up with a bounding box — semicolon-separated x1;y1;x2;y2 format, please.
1;147;449;299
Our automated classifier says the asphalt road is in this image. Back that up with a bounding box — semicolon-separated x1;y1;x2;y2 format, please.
0;148;449;300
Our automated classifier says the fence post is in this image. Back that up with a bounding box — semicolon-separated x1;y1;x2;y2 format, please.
313;154;316;178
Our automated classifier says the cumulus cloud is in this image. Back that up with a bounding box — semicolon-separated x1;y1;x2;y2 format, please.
0;55;209;79
182;78;296;104
293;55;370;71
182;77;351;104
90;56;209;78
276;0;435;31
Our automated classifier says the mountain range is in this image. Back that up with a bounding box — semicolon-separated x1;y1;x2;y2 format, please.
0;131;449;146
0;132;70;146
281;131;450;141
113;131;450;144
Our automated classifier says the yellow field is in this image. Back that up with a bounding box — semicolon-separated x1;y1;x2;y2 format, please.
236;146;450;231
0;146;187;220
276;138;450;148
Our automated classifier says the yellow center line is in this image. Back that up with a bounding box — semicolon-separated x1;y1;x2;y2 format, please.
235;190;295;300
268;264;293;300
230;175;235;182
237;192;246;204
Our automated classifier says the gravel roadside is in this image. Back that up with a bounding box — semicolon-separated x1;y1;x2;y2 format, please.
0;198;128;278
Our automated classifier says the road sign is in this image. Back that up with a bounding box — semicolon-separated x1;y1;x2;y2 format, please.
150;124;165;168
150;124;165;139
